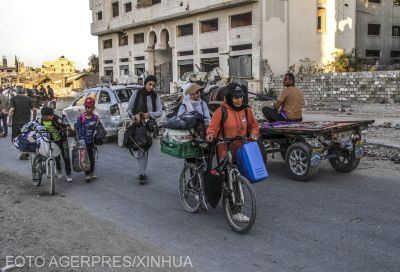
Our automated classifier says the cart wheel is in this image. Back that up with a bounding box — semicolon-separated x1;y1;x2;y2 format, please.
329;149;360;173
285;142;318;181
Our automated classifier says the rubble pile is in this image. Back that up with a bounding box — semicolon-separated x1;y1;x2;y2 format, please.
364;144;400;164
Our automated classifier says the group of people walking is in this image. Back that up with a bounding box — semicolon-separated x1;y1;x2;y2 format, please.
0;73;304;186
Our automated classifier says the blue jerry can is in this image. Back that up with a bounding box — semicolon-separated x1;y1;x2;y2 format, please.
236;142;268;183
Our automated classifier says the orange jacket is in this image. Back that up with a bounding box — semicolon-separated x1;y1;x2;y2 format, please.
206;102;260;160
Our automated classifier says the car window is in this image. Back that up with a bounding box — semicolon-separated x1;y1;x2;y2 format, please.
73;94;87;106
114;88;134;102
98;91;111;104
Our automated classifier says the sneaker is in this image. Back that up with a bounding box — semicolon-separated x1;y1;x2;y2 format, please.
0;132;4;137
138;174;149;184
232;213;250;223
90;174;98;180
85;176;92;183
65;175;73;183
56;170;63;180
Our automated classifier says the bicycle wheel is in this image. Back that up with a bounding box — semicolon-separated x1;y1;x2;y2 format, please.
48;159;55;195
223;173;256;234
179;164;201;213
32;155;43;186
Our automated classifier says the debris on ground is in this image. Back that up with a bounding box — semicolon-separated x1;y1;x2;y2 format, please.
364;144;400;164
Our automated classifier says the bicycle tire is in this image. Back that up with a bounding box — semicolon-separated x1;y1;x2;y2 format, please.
48;159;55;195
179;164;201;213
32;155;43;186
223;174;257;234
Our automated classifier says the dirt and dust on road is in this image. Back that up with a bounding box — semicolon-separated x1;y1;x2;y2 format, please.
0;171;192;272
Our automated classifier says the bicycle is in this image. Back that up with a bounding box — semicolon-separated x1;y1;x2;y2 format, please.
179;136;257;234
30;130;59;195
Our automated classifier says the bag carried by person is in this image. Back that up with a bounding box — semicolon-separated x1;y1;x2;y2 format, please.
72;140;91;172
123;122;153;153
203;142;225;209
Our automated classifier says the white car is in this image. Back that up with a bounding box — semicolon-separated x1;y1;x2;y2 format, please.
62;84;142;136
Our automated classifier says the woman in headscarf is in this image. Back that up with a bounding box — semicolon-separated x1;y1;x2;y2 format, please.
206;83;260;160
177;83;211;125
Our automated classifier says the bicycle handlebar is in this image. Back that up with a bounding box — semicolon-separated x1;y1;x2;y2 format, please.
215;136;248;144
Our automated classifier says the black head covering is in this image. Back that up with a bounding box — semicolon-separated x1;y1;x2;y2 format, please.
144;75;157;86
224;83;249;111
41;106;54;116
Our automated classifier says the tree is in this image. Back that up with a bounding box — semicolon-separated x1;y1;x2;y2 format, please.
88;54;99;73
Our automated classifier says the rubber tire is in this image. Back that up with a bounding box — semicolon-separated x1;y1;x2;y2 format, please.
329;150;361;173
223;175;256;234
32;155;43;186
285;142;318;182
179;164;201;213
49;160;55;195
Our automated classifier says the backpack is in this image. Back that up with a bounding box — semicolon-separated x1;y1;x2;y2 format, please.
80;113;106;145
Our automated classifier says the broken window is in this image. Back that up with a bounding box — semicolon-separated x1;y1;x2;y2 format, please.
104;67;113;77
120;58;129;62
137;0;161;8
230;12;252;28
134;33;144;44
124;2;132;12
134;56;145;61
395;0;400;6
178;51;193;56
391;51;400;57
368;0;380;3
201;19;218;33
135;63;145;76
103;39;113;49
96;11;102;21
120;65;129;76
104;59;113;64
201;58;219;72
119;32;128;46
317;7;326;33
393;26;400;37
178;60;193;77
228;55;252;86
201;48;219;54
365;49;381;57
231;44;252;51
368;24;380;35
177;24;193;36
112;2;119;17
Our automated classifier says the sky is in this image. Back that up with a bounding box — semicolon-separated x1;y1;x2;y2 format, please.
0;0;98;70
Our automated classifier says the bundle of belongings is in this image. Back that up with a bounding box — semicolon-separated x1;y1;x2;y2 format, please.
161;112;207;159
13;121;60;157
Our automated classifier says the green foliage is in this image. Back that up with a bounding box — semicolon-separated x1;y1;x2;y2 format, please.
326;49;362;72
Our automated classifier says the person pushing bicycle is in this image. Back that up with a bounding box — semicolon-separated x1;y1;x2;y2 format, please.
39;107;73;182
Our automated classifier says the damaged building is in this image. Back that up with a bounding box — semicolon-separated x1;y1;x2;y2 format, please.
89;0;400;92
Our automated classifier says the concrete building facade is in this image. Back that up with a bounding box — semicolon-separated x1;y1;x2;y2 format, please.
356;0;400;64
42;56;76;75
90;0;359;91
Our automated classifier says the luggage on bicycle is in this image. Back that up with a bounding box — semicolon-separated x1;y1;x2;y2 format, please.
236;142;268;183
72;140;91;172
160;129;201;159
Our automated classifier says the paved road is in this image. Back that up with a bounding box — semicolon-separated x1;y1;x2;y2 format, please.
0;138;399;272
